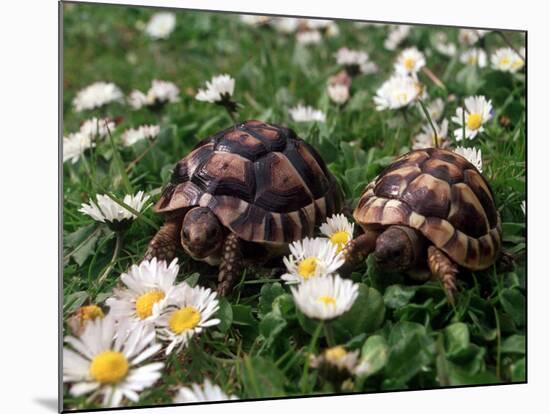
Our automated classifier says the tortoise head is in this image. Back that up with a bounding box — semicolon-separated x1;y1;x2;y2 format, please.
373;225;426;271
181;207;224;259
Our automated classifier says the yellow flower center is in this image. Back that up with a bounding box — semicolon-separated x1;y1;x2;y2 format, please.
79;305;104;322
330;231;350;252
466;113;483;130
298;257;318;279
500;56;510;66
89;351;129;384
404;57;415;71
135;290;165;320
168;306;201;334
468;55;477;65
318;295;337;306
325;346;347;362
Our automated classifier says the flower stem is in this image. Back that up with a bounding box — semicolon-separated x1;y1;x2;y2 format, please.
418;98;439;148
97;231;123;286
300;322;323;393
323;321;336;347
125;138;159;173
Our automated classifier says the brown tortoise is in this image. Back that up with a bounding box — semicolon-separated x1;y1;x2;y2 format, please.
145;120;343;295
342;147;502;301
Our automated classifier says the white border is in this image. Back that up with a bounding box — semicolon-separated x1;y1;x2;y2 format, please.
2;0;546;413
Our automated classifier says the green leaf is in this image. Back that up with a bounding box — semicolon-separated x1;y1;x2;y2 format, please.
231;304;257;326
64;225;102;266
259;312;287;347
510;357;526;382
332;284;385;342
384;285;417;309
217;298;233;333
272;293;296;320
501;334;525;355
184;272;200;287
445;322;470;357
258;282;285;318
240;356;286;398
63;291;89;314
499;288;526;327
358;335;389;377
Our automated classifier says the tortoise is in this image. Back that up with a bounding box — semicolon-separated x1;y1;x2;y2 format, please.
145;120;343;295
342;147;502;301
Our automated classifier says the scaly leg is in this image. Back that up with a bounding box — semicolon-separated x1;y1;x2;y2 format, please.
340;229;380;275
144;220;181;262
427;246;459;304
217;233;243;296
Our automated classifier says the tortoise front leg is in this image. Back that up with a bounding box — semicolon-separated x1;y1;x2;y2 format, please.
340;229;380;274
217;233;243;296
427;246;459;304
144;220;181;262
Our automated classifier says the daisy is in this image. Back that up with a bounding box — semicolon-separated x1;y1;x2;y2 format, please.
320;214;354;252
310;346;361;378
106;258;180;327
63;132;94;164
296;30;322;45
121;125;160;147
334;47;374;75
156;283;220;355
288;104;326;123
128;80;180;110
196;74;236;104
72;81;123;112
79;118;115;139
174;379;238;403
240;15;270;26
394;47;426;77
79;191;151;226
423;97;445;121
269;17;300;34
67;305;105;336
454;146;483;172
145;12;176;39
384;25;411;51
327;83;349;105
373;75;422;111
303;19;333;30
326;22;340;37
451;95;493;140
460;48;488;68
282;238;344;284
458;29;489;46
433;32;457;57
63;316;163;408
491;47;525;73
290;274;359;320
412;119;450;150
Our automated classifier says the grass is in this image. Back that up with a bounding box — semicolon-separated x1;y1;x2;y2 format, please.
62;3;526;410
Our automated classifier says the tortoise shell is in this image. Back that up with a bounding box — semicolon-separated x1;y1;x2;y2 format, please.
354;148;501;270
155;120;343;245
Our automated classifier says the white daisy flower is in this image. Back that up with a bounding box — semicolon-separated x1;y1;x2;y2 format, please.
288;104;326;123
326;22;340;37
79;118;115;139
460;48;488;68
384;25;411;51
121;125;160;147
63;132;94;164
334;47;374;74
412;119;449;150
304;19;333;30
296;30;322;45
145;12;176;39
72;81;123;112
422;97;445;121
394;47;426;77
128;80;180;110
67;305;105;336
269;17;300;34
106;258;180;327
156;283;220;355
327;83;350;105
79;191;150;225
458;29;489;46
451;95;493;140
454;146;483;172
240;15;270;26
282;237;344;284
373;75;422;111
196;74;235;103
433;32;457;57
63;315;163;408
174;379;238;403
320;214;354;252
310;346;360;375
491;47;525;73
291;274;359;320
